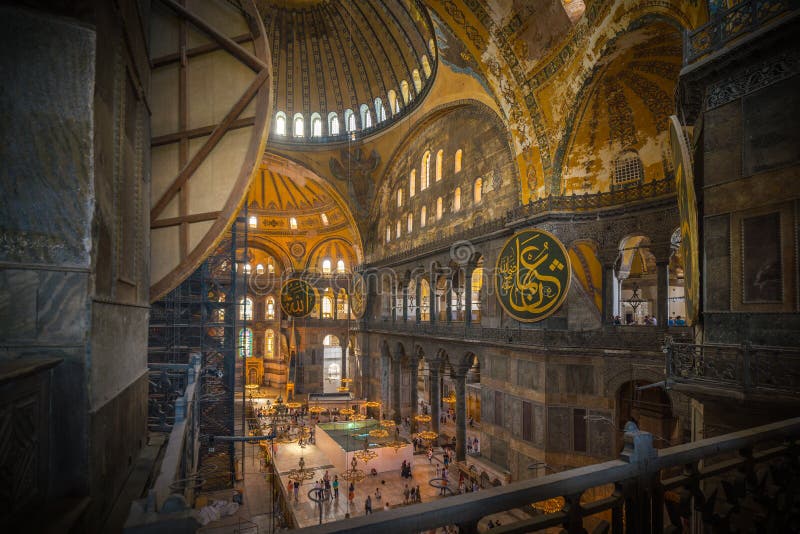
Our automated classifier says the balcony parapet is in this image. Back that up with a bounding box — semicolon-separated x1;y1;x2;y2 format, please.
358;320;692;352
665;337;800;399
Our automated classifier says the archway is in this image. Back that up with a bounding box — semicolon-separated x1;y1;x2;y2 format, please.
322;334;344;393
616;381;676;450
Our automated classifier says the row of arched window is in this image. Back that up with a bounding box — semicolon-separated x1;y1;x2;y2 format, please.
239;260;276;275
386;177;483;243
239;287;353;321
397;149;463;208
273;57;433;138
383;267;485;323
238;327;275;358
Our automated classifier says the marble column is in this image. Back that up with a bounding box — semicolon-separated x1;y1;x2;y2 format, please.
392;356;401;422
429;362;441;437
416;277;422;323
602;263;616;325
454;371;468;461
464;266;474;327
430;270;438;324
656;260;669;329
410;358;419;432
445;277;453;323
402;282;408;322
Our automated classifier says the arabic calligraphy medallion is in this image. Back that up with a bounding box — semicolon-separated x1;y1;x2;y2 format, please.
494;229;571;322
280;279;316;318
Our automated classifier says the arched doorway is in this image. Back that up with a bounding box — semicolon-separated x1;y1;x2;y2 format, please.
616;381;676;450
322;334;342;393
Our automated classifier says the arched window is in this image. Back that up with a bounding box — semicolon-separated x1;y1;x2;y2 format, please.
267;258;275;274
419;278;430;321
289;217;298;229
412;69;422;92
407;213;413;233
322;258;332;274
337;288;348;318
322;289;333;319
474;177;482;204
256;263;264;274
311;112;322;137
407;279;417;321
388;90;399;115
265;329;275;357
328;112;340;136
375;97;386;123
436;197;443;220
248;215;257;228
612;149;644;188
455;149;463;173
400;80;410;104
293;113;304;137
409;169;416;197
420;206;427;228
337;259;345;273
435;149;443;181
454;187;461;211
396;220;401;239
386;226;391;243
266;296;275;319
422;56;432;78
360;103;372;129
242;263;251;274
344;109;356;132
275;112;286;135
241;297;253;320
421;151;431;191
397;188;403;208
238;328;253;358
320;213;329;226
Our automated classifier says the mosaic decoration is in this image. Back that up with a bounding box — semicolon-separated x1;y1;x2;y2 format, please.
350;272;367;319
669;116;698;323
495;229;571;322
280;279;316;318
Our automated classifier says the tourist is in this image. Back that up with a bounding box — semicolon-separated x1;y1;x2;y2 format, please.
409;486;416;503
415;484;421;502
293;480;300;502
324;477;331;500
365;495;372;515
427;448;433;463
332;475;339;499
375;487;381;501
435;464;440;477
488;520;495;529
459;480;466;494
403;484;410;504
651;315;658;326
676;315;686;326
348;482;355;505
287;480;293;499
439;477;448;496
384;501;390;511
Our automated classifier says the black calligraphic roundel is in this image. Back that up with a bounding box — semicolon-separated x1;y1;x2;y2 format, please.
494;229;571;322
280;279;316;318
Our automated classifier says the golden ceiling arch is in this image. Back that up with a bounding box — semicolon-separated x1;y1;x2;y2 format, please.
260;153;364;266
149;0;272;302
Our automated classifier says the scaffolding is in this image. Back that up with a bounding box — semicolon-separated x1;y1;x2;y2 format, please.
147;214;249;491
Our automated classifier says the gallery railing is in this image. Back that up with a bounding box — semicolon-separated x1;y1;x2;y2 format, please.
684;0;797;65
358;320;693;351
366;178;675;265
296;417;800;534
665;337;800;394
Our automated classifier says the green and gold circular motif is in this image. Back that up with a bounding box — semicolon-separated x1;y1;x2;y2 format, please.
494;228;571;322
280;279;316;318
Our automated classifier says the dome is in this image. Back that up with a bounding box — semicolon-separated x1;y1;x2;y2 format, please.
255;0;437;144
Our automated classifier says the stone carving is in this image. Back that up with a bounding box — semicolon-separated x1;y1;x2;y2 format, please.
706;49;800;111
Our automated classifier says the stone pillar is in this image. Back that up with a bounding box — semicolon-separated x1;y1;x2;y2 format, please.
656;260;669;329
392;355;402;422
430;270;437;324
464;265;474;327
391;284;397;322
402;282;408;322
410;358;419;432
416;277;422;323
454;370;468;461
429;362;441;437
602;263;616;325
445;277;453;323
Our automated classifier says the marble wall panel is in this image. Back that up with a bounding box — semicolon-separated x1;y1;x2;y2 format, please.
546;406;571;452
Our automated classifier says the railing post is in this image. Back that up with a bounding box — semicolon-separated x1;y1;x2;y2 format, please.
620;429;656;534
741;341;752;390
562;492;587;534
